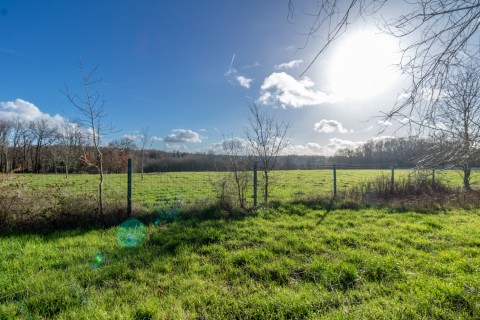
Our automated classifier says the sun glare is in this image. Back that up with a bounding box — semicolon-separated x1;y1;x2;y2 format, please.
328;29;400;101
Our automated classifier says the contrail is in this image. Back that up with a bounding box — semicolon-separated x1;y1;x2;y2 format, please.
228;53;236;72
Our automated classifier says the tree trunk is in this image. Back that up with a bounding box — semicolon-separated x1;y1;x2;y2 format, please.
99;152;104;216
264;169;269;203
463;166;471;190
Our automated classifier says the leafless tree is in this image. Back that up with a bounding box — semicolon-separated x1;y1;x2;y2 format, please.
288;0;480;124
9;118;25;172
244;103;290;203
139;127;153;181
57;121;85;178
0;119;12;172
415;61;480;190
222;136;251;208
29;119;58;173
64;60;108;215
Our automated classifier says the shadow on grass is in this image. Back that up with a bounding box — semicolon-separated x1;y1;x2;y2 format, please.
0;197;252;237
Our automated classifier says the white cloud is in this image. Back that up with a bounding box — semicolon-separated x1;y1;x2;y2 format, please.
399;118;410;124
258;72;335;108
371;135;395;142
236;76;252;89
324;138;364;155
377;119;393;127
275;59;303;70
151;136;163;141
282;142;325;155
210;137;249;154
313;119;350;133
0;99;65;124
123;134;142;141
164;129;202;143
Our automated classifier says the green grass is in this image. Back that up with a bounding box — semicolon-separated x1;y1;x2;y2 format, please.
1;206;479;319
13;169;475;211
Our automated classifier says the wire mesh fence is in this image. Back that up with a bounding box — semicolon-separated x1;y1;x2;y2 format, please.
1;160;476;218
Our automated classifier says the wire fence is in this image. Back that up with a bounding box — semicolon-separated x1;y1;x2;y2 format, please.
2;160;475;216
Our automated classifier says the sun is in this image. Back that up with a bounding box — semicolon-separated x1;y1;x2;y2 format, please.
327;29;400;101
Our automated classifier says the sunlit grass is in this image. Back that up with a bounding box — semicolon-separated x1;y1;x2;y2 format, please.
13;169;474;211
1;207;479;319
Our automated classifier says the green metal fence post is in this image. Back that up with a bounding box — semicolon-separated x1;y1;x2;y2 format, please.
432;168;435;188
127;158;132;216
253;162;258;207
391;163;395;193
333;164;337;198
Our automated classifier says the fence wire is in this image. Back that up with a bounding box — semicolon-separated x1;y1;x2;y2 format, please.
1;162;476;215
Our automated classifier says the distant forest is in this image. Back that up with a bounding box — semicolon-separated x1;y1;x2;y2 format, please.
0;128;468;174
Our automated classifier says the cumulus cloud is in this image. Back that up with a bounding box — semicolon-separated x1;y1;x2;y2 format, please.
274;59;303;70
123;134;163;142
313;119;350;133
236;76;252;89
324;138;364;155
164;129;202;143
0;99;65;124
258;72;335;108
210;137;249;154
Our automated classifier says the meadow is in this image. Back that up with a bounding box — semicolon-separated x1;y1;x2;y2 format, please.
1;169;479;319
10;168;471;210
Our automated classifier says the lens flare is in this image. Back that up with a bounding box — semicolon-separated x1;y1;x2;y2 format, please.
116;219;147;248
92;254;106;269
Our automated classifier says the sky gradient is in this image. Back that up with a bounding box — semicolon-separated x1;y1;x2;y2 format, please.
0;0;407;155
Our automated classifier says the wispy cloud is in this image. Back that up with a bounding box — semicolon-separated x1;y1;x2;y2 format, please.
314;119;350;133
225;54;252;89
0;99;65;124
274;59;303;70
0;47;15;54
164;129;202;143
258;72;335;108
377;119;393;127
282;142;324;155
236;76;252;89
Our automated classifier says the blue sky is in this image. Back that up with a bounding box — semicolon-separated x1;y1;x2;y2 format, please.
0;0;407;155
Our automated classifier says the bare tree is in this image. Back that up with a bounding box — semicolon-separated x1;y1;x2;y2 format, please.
9;118;25;172
57;121;85;178
244;103;289;203
222;136;251;208
288;0;480;123
0;119;12;172
139;127;153;181
415;61;480;190
64;61;108;215
29;119;58;173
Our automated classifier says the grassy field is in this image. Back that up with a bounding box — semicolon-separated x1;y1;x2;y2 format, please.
1;170;479;319
1;205;479;319
12;169;473;210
